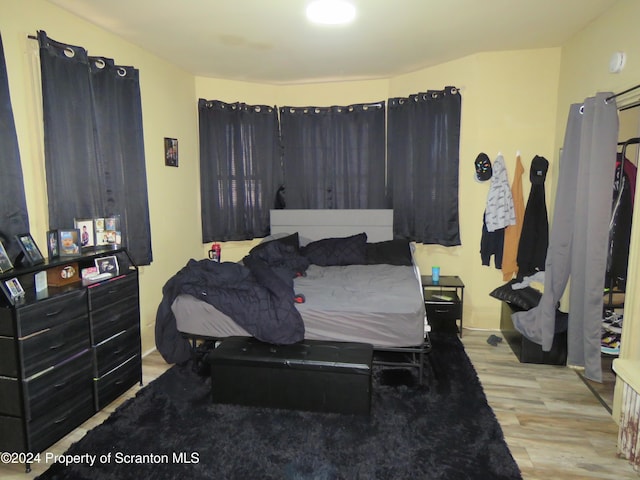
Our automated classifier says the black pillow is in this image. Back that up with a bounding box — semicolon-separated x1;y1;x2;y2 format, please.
489;279;542;310
250;232;300;256
302;233;367;266
366;239;412;266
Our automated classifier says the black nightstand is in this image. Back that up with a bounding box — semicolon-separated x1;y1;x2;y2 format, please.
421;275;465;337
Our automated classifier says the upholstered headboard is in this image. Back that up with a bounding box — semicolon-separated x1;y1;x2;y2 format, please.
270;209;393;243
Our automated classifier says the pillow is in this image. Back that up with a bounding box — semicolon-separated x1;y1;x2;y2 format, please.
301;233;367;266
366;239;412;266
489;279;542;310
250;232;300;256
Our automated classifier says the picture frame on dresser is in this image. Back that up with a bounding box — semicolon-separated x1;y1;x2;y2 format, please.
95;255;119;276
15;233;45;266
0;241;13;273
46;230;59;259
1;277;25;304
74;218;95;250
58;229;81;257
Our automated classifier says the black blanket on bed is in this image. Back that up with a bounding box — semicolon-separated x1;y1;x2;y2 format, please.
155;242;310;364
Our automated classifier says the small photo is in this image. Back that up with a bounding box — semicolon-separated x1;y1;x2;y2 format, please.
58;229;81;257
4;277;25;301
95;255;119;276
164;137;178;167
0;241;14;273
15;233;45;266
47;230;59;259
47;230;59;258
74;218;95;249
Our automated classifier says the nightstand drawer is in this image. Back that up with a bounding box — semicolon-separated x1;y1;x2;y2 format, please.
425;302;461;320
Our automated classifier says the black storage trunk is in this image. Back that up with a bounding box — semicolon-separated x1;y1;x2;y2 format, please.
208;337;373;415
500;302;567;365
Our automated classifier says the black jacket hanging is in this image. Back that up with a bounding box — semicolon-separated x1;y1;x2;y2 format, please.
516;156;549;276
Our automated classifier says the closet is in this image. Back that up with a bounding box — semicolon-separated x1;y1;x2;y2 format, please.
605;137;638;310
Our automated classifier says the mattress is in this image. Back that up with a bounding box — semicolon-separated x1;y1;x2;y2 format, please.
173;263;427;348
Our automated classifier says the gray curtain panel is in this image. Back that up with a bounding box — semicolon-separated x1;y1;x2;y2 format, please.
513;92;618;382
0;33;30;259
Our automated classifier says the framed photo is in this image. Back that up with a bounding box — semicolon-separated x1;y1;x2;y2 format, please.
2;277;25;304
58;229;81;257
74;218;95;250
47;230;59;259
0;241;14;273
15;233;45;266
164;137;178;167
95;255;119;276
96;215;121;248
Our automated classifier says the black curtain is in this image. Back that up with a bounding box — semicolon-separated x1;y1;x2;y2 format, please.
387;87;461;245
280;102;387;209
38;31;152;265
0;33;30;258
199;99;281;241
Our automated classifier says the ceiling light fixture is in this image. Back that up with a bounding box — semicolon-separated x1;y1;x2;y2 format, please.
306;0;356;25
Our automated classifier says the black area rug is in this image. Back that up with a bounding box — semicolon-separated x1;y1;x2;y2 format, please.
37;333;521;480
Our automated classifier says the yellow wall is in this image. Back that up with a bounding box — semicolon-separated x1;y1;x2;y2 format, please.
553;0;640;422
1;0;202;354
5;0;635;365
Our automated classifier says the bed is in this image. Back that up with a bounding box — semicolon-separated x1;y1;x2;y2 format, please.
158;209;430;380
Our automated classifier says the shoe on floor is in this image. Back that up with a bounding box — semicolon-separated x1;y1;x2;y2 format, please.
602;311;623;334
601;332;621;356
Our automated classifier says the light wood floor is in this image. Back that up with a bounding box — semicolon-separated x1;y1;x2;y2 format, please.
1;330;637;479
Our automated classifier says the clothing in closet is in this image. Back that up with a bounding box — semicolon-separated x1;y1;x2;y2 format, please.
607;153;637;290
516;156;549;277
502;154;525;281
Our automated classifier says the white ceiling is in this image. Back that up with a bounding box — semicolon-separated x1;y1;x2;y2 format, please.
46;0;617;85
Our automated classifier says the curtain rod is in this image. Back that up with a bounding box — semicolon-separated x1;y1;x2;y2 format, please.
606;84;640;103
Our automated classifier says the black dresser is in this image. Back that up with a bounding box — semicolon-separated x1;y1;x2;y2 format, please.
0;248;141;464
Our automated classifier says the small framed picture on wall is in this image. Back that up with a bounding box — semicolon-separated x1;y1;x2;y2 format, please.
164;137;178;167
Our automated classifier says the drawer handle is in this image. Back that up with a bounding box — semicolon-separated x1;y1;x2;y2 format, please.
46;309;63;317
53;381;68;389
435;309;451;313
54;415;69;425
49;342;65;350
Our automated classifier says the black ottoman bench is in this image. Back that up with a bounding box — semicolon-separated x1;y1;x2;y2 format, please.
207;336;373;415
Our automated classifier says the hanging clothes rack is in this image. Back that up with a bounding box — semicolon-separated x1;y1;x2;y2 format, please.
606;84;640;104
606;137;640;307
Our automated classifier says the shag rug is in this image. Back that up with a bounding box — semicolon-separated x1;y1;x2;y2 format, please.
37;333;521;480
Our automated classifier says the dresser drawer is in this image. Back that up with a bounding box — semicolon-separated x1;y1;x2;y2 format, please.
21;316;90;378
88;274;138;312
90;295;139;345
94;355;141;410
94;326;141;377
24;350;93;421
28;393;94;454
0;289;87;338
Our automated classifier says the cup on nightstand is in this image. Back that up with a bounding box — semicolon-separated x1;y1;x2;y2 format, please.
432;266;440;283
